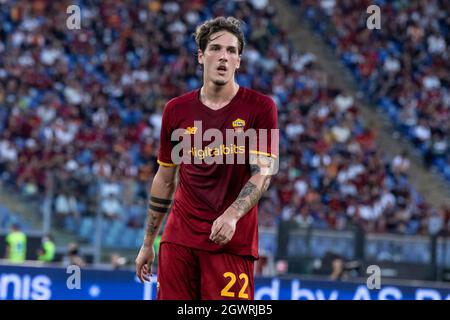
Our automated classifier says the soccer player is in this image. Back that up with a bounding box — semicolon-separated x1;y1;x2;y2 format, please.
135;16;278;300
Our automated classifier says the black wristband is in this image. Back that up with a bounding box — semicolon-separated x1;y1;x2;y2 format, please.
149;204;170;213
150;196;172;206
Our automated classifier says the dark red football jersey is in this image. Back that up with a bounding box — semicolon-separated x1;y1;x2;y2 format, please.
157;86;278;259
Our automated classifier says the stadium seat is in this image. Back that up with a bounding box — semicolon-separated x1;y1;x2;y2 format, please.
79;218;95;243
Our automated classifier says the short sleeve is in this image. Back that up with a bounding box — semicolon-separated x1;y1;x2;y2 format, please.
249;97;279;159
157;103;177;167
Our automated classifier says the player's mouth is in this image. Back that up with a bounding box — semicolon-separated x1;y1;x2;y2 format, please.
217;65;227;75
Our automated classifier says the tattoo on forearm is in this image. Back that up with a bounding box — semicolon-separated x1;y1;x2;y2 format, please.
145;213;159;236
249;186;261;204
232;199;248;214
262;175;271;192
231;172;272;216
250;164;260;175
232;181;262;215
239;181;259;198
145;196;172;237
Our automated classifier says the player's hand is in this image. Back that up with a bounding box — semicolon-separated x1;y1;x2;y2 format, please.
210;208;239;246
135;245;155;283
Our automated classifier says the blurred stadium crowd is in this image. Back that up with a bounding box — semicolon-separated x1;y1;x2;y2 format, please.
301;0;450;182
0;0;449;251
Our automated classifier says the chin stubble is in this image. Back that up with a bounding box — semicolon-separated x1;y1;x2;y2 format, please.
213;79;227;86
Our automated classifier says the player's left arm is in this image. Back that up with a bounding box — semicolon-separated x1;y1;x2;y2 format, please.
209;153;276;245
210;97;278;245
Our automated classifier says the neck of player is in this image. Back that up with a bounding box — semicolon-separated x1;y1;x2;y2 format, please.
200;81;239;110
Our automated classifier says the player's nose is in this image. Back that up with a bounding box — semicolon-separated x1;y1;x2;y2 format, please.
218;48;228;61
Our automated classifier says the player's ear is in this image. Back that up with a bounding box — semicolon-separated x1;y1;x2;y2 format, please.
236;54;241;70
197;49;204;65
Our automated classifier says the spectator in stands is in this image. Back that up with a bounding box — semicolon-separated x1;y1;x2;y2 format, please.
302;0;450;186
424;132;448;168
54;190;80;229
317;251;361;281
329;256;345;281
100;192;123;220
126;198;146;228
111;253;127;270
294;205;314;229
392;150;411;176
63;242;86;267
99;176;121;199
428;207;446;237
0;138;18;166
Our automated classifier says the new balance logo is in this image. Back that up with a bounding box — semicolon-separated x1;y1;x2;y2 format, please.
184;127;198;135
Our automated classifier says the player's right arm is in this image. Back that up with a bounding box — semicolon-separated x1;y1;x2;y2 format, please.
135;164;177;283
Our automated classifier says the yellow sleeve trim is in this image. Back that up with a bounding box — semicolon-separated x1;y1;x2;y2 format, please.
249;150;278;159
157;160;177;167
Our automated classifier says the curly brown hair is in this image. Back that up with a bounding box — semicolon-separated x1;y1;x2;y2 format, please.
194;16;245;54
